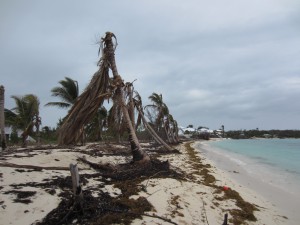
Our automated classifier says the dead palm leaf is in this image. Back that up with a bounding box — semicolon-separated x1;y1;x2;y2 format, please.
58;50;110;144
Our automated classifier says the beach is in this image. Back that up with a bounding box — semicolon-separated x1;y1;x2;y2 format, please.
198;139;300;225
0;141;293;224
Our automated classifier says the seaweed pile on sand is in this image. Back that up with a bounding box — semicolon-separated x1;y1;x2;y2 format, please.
34;145;182;225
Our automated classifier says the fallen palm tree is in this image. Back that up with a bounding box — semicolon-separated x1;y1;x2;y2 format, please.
59;32;151;163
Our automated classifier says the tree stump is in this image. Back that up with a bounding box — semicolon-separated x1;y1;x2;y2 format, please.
69;163;84;212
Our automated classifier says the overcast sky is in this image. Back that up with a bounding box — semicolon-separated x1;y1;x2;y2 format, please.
1;0;300;130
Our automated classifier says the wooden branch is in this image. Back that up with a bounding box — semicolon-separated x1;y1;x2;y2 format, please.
0;162;70;170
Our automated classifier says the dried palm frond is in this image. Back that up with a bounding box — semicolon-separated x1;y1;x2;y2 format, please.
59;32;150;163
58;32;121;145
58;51;110;145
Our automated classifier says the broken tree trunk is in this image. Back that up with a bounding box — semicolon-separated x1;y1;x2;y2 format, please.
58;164;84;224
104;32;150;163
69;163;84;212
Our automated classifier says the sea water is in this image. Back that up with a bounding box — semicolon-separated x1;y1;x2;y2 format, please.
207;138;300;195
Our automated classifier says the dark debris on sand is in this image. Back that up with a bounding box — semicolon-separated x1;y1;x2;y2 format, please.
3;143;183;225
3;190;37;204
35;158;182;225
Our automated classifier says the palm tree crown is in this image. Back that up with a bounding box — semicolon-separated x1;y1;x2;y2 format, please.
9;94;40;130
45;77;79;108
146;92;169;130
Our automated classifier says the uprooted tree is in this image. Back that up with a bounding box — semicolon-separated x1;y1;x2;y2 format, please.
59;32;176;162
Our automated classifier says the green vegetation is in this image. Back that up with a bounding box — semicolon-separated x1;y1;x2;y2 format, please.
226;129;300;139
5;94;41;147
45;77;79;108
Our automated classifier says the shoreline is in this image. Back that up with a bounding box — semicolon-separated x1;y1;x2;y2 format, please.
0;141;296;224
195;139;300;225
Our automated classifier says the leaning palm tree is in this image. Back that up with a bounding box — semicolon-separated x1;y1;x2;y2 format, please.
146;93;168;132
45;77;79;108
146;92;176;143
0;85;6;150
59;32;149;163
8;94;40;147
133;90;174;151
170;115;180;143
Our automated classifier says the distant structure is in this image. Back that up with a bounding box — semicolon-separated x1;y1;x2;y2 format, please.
179;126;221;140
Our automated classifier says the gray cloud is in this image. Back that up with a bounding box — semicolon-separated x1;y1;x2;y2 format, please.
1;0;300;130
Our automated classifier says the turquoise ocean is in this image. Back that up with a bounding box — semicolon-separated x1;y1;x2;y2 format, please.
206;138;300;195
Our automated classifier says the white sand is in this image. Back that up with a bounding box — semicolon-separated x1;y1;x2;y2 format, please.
132;142;289;225
0;141;294;224
197;140;300;225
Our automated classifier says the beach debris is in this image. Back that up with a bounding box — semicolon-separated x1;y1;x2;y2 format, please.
0;161;69;171
58;163;84;224
223;186;230;191
3;190;37;204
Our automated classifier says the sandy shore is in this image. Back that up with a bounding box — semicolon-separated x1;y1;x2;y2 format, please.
0;141;292;224
197;139;300;225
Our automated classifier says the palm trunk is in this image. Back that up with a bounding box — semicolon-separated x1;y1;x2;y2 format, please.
105;32;149;162
163;119;172;144
0;85;6;150
116;88;149;161
127;84;135;128
34;114;41;146
169;127;177;144
173;120;180;143
21;122;34;148
98;121;103;141
137;107;174;151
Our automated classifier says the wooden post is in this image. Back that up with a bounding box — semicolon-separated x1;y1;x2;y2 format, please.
69;163;83;211
222;213;228;225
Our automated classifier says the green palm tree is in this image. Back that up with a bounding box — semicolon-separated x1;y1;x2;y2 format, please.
146;93;169;132
146;93;179;144
133;90;174;151
45;77;79;108
6;94;40;147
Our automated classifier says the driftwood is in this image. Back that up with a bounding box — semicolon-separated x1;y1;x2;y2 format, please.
0;162;70;170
